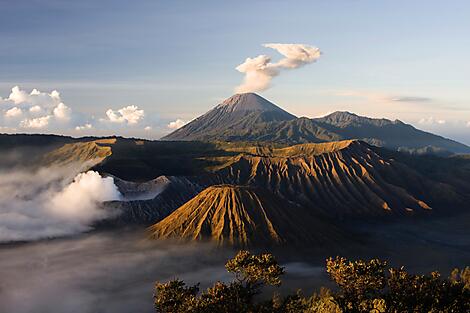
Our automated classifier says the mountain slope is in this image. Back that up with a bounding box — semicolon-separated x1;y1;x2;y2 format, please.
162;93;296;141
105;176;204;224
41;138;114;167
162;94;470;154
148;185;343;246
206;140;466;217
311;112;470;153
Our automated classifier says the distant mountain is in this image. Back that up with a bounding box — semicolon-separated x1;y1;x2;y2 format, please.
162;93;470;154
161;93;296;141
147;185;344;246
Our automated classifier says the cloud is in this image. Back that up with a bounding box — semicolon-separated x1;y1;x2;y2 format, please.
418;117;446;125
466;121;470;128
1;86;162;136
0;167;122;243
336;90;434;105
0;86;76;130
29;105;42;113
235;43;321;93
263;43;322;68
391;96;432;103
105;105;144;125
168;119;187;130
7;86;30;104
19;115;51;128
4;106;22;118
0;232;236;313
75;123;93;131
53;102;72;121
144;126;152;131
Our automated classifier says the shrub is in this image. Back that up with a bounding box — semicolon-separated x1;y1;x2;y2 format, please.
154;252;469;313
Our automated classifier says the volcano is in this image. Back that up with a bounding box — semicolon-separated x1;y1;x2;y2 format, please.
162;93;470;154
148;185;343;246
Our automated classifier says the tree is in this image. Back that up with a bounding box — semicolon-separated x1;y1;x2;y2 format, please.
154;252;469;313
154;250;284;313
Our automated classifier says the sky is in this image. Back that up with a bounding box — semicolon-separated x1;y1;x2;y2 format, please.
0;0;469;144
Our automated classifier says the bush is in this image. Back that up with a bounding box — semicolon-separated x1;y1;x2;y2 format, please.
154;251;470;313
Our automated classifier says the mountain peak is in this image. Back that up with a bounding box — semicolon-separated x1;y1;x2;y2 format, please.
316;111;399;127
161;93;296;141
217;93;292;114
148;184;342;246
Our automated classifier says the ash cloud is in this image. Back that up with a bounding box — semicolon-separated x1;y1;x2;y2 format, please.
235;43;321;93
0;166;121;242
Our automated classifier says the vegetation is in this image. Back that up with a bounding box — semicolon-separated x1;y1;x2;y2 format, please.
154;251;470;313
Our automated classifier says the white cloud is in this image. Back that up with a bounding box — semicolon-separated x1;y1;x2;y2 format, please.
50;90;61;100
7;86;29;104
75;123;93;131
466;121;470;128
263;43;322;68
235;43;321;93
418;117;446;125
168;119;187;130
1;86;159;135
53;102;72;121
29;105;42;113
30;88;41;96
105;105;144;125
0;86;78;131
144;126;152;131
20;115;51;129
5;107;22;118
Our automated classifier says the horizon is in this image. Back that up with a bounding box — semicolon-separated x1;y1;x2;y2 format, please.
1;91;469;146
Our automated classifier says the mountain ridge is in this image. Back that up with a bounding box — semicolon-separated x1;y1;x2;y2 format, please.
162;93;470;154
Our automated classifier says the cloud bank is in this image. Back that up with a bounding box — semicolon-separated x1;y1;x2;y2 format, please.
1;86;72;130
0;167;121;242
235;43;321;93
0;86;149;135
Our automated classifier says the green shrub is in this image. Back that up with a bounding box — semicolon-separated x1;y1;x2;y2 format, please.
154;251;469;313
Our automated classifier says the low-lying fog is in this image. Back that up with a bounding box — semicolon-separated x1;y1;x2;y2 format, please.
0;229;327;313
1;163;469;313
1;220;469;313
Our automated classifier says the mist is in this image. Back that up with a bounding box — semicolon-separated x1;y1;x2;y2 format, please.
0;230;325;313
0;165;121;242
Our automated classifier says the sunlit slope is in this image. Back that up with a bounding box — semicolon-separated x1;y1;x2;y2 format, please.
148;185;343;246
42;138;114;167
210;140;465;216
38;137;470;224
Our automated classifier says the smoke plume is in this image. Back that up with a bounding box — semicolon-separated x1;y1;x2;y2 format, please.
0;167;121;242
235;43;321;93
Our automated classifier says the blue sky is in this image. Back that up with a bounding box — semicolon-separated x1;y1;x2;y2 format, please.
0;0;469;143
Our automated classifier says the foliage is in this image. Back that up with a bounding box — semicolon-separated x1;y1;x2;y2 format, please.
225;250;284;287
154;251;470;313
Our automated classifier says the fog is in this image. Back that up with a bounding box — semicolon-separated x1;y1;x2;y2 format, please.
0;165;121;242
0;229;325;313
